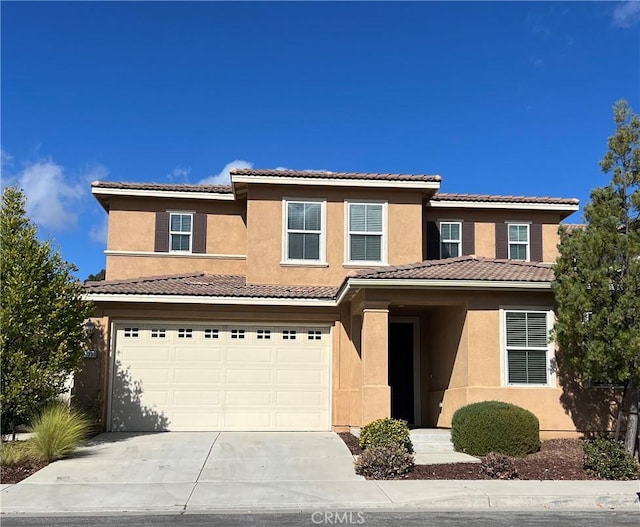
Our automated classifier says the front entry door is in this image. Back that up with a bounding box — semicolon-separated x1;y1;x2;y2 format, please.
388;322;415;424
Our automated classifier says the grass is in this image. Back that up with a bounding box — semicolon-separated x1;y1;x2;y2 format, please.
0;440;33;466
27;403;92;462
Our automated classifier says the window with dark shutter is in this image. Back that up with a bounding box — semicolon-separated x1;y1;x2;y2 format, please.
154;212;170;252
426;221;440;260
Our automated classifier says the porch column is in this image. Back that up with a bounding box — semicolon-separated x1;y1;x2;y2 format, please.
361;301;391;425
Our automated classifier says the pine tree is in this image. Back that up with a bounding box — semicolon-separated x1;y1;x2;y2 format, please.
0;187;93;435
553;100;640;455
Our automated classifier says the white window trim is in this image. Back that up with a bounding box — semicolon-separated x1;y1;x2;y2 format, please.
439;220;462;258
281;198;327;265
500;307;555;388
507;222;530;261
344;200;388;265
169;211;194;254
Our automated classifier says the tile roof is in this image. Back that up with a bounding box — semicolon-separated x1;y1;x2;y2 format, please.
91;181;233;194
431;192;579;206
83;273;338;300
349;256;554;283
230;168;441;183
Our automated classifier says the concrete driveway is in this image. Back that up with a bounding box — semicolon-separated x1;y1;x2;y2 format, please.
0;431;389;513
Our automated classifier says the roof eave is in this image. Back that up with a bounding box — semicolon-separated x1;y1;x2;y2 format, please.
428;199;579;217
91;186;235;203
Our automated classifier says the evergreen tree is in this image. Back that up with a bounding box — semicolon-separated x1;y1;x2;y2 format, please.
0;187;93;435
553;100;640;455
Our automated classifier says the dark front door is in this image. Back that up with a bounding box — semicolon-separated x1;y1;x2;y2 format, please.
388;322;415;424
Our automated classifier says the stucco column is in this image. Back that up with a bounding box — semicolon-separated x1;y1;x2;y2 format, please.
360;301;391;425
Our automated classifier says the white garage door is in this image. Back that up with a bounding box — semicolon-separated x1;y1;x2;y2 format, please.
109;322;331;432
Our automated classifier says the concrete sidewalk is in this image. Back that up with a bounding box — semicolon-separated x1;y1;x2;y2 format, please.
1;432;638;514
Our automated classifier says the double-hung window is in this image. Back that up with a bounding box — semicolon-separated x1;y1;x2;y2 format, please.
347;202;385;263
170;213;193;252
508;224;529;260
504;310;551;385
285;201;324;262
440;222;461;258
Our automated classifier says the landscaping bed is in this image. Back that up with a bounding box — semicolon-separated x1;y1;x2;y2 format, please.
339;433;594;480
0;456;49;484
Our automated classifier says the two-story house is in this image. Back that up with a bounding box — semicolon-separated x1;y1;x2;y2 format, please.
79;168;585;437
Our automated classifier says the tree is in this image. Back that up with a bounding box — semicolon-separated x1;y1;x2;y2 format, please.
85;269;105;282
553;99;640;456
0;187;93;436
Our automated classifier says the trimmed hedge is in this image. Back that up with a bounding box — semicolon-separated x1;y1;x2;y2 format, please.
451;401;540;457
358;418;413;453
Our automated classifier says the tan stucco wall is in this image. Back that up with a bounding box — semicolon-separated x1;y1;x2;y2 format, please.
245;185;424;286
424;208;566;263
104;197;247;280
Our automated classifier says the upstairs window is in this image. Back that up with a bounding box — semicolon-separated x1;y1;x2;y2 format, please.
285;201;324;262
170;213;193;252
348;202;385;263
440;222;461;258
508;224;529;260
505;310;550;385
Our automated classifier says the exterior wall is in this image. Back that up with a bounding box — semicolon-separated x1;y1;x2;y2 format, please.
245;184;424;286
424;208;565;263
104;197;247;280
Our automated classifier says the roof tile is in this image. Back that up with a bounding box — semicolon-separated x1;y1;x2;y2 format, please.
91;181;233;194
230;168;441;183
430;192;579;206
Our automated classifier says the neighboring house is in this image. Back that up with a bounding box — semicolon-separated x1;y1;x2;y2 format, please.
78;168;583;437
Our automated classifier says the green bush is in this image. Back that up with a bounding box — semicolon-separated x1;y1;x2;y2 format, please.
583;438;640;480
354;443;415;479
358;418;413;452
480;452;519;480
27;403;92;462
451;401;540;457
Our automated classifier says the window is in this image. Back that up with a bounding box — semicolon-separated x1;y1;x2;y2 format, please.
283;330;297;340
505;310;550;385
308;330;322;341
285;201;324;262
508;224;529;260
348;202;385;263
231;329;245;339
150;328;166;338
257;329;271;340
440;222;461;258
170;213;193;252
204;329;219;339
177;328;193;338
123;327;139;338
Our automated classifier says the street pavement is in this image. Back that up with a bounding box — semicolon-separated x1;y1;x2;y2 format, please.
1;432;639;514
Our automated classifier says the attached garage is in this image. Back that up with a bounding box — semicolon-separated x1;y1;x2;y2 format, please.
109;322;332;432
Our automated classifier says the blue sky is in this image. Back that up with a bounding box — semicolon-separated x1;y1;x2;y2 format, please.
2;1;639;279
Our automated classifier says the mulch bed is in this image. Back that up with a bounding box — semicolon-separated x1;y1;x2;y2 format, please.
1;460;49;484
339;433;593;480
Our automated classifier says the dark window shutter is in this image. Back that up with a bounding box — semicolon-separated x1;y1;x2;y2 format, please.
530;223;543;261
495;223;508;259
192;213;207;254
154;212;169;252
462;221;475;256
426;221;440;260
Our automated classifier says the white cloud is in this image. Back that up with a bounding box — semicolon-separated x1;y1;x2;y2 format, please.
1;148;13;168
167;166;191;182
11;158;108;231
613;1;640;28
89;217;108;244
199;160;253;185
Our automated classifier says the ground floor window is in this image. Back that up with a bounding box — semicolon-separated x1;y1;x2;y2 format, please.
504;309;552;385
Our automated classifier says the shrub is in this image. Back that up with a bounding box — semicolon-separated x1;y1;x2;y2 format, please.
358;418;413;452
583;438;640;480
27;403;92;462
354;443;415;479
0;441;32;466
451;401;540;457
480;452;519;480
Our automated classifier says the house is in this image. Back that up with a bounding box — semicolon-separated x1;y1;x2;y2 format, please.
78;168;587;437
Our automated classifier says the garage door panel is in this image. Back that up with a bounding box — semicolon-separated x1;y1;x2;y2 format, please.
111;323;331;431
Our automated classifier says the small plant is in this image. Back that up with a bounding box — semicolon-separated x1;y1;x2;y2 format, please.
451;401;540;457
27;403;92;462
583;438;640;480
358;418;413;452
0;441;32;466
480;452;519;480
354;443;415;479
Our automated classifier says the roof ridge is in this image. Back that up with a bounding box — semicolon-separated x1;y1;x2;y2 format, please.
83;272;209;287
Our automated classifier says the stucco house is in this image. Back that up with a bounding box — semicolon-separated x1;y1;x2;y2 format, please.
77;168;585;437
